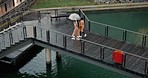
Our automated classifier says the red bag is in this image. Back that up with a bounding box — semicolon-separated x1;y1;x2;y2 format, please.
112;50;124;64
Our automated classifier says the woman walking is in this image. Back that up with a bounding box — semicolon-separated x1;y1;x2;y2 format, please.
71;20;80;40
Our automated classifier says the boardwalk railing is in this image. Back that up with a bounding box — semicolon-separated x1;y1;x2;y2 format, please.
3;8;148;48
0;23;148;76
79;9;148;47
27;25;148;76
0;9;148;76
0;0;36;30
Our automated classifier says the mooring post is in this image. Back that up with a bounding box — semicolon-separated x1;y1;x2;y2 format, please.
45;48;51;64
56;52;61;61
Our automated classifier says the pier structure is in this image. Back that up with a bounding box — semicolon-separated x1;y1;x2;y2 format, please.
0;3;148;78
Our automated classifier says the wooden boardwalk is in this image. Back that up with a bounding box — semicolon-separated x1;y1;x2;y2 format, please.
0;12;148;77
21;13;148;76
23;13;148;76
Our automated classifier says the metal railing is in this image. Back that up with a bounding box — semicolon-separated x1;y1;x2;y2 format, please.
79;9;148;47
0;9;148;76
29;25;148;76
0;0;36;30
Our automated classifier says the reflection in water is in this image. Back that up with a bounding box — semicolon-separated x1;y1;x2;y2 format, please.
0;49;129;78
19;49;46;77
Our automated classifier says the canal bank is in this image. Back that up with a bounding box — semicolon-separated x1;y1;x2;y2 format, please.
32;2;148;12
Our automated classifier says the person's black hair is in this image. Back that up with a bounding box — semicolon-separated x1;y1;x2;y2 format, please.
81;17;84;20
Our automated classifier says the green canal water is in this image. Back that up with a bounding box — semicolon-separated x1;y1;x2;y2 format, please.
1;9;148;78
86;9;148;33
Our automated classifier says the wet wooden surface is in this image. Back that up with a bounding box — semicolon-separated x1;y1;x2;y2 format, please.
8;13;148;75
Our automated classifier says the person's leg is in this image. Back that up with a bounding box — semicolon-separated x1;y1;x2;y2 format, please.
71;28;76;40
82;32;87;37
79;31;82;37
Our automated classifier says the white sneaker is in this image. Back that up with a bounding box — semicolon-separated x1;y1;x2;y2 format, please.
76;38;80;40
84;34;87;37
71;37;75;40
79;36;82;38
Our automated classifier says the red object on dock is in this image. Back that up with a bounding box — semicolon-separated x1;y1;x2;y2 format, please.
112;50;124;64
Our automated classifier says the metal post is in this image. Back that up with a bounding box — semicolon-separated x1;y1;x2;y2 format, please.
37;11;41;23
63;36;67;49
100;47;102;59
79;9;81;17
142;35;146;47
142;35;145;47
123;54;126;67
9;31;13;45
23;26;27;39
2;33;5;49
100;47;105;59
55;9;58;20
144;60;148;75
102;47;105;59
144;36;146;46
124;31;127;42
105;26;108;36
122;30;127;42
56;34;57;43
33;26;36;38
83;15;85;22
88;21;90;31
81;41;85;54
122;30;125;41
46;30;50;43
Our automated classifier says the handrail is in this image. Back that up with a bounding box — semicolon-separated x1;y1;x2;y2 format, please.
27;25;148;60
79;9;90;21
81;38;148;60
0;21;147;76
90;20;148;37
0;8;147;60
0;8;147;76
31;25;148;75
79;9;148;47
79;9;148;37
1;7;148;38
0;23;23;34
1;16;146;61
